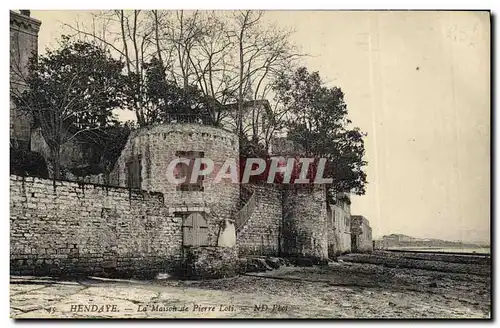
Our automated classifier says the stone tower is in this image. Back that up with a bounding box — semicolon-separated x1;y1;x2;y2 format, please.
10;10;41;150
282;185;329;260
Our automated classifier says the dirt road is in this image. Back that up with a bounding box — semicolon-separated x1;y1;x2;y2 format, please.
10;251;491;319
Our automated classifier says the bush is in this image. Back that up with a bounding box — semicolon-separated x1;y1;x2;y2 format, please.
10;147;48;178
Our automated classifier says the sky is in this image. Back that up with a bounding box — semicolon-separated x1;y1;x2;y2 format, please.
30;10;491;243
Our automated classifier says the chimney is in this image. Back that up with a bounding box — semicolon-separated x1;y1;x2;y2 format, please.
20;10;31;17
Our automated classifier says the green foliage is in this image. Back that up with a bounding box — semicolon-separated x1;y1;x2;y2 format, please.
275;67;368;195
127;57;223;126
11;36;126;179
71;122;134;180
15;36;125;131
10;147;49;178
239;134;269;158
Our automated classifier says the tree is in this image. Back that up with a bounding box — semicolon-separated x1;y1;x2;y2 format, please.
73;121;134;183
66;10;156;126
142;56;217;125
11;36;125;179
275;67;368;195
66;10;301;137
228;10;299;137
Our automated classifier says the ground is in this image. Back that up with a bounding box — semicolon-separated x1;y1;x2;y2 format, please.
10;251;491;319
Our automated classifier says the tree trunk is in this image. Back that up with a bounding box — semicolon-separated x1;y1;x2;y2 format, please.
238;29;244;136
104;166;111;186
51;146;61;180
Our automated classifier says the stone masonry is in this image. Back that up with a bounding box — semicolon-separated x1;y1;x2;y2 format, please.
327;193;352;256
110;123;240;220
282;186;329;260
351;215;373;253
10;175;182;277
237;184;283;256
108;123;240;254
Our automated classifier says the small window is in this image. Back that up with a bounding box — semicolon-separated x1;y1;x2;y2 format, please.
126;155;142;189
175;151;204;191
182;212;209;246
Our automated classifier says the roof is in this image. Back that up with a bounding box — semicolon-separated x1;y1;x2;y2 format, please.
222;100;271;112
10;10;42;32
351;215;371;227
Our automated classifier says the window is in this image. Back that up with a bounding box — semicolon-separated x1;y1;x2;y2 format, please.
175;151;205;191
182;212;209;246
126;155;142;189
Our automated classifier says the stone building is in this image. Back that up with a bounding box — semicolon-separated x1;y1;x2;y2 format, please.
10;10;41;150
10;122;334;278
11;104;368;276
9;11;373;278
282;185;329;260
351;215;373;253
326;193;352;256
110;123;240;247
105;122;334;263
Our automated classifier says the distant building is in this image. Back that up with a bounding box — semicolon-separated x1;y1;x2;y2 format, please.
220;100;272;143
268;137;305;157
268;137;305;156
351;215;373;253
10;10;41;150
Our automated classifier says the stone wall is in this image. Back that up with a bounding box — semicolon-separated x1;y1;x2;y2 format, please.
327;195;352;256
180;246;238;279
282;186;328;260
351;215;373;253
109;123;240;246
110;123;239;219
237;184;283;256
10;175;182;277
